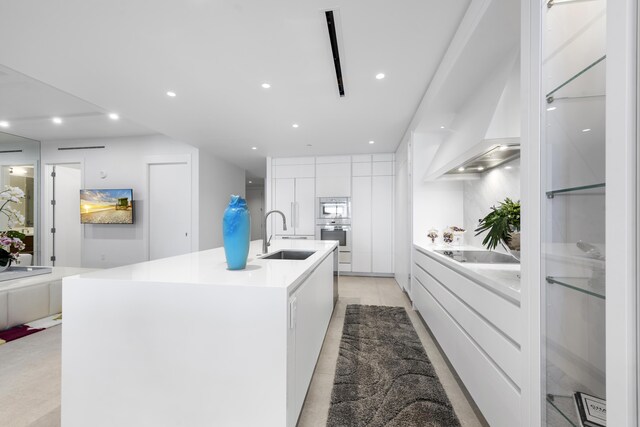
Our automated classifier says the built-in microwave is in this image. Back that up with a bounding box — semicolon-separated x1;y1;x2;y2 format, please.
317;197;351;220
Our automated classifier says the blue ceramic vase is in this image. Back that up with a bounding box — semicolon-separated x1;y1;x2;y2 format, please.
222;195;251;270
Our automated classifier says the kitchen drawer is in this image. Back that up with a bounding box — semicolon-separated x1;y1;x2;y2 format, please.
413;265;521;386
413;248;520;344
339;263;351;273
338;252;352;263
411;279;521;427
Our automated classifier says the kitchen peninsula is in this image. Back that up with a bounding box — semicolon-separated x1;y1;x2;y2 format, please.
61;239;338;427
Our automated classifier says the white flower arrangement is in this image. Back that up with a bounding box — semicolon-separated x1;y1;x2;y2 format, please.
0;186;26;262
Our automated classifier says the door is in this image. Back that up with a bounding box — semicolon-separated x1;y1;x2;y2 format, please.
45;164;82;267
149;163;191;260
294;178;315;236
351;176;372;273
372;176;393;273
273;178;294;235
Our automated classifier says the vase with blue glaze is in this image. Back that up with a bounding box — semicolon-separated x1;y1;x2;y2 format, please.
223;195;251;270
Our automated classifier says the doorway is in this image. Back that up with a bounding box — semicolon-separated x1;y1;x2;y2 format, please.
44;163;82;267
246;186;264;241
148;162;191;260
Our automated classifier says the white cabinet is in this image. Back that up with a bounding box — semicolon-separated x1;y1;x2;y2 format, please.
351;176;372;273
372;176;393;273
287;254;333;425
274;178;315;236
316;163;351;197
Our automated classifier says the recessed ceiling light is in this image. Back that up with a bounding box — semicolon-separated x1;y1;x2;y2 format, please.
292;123;299;128
251;147;257;150
248;180;253;184
52;117;63;124
547;106;557;111
0;121;8;128
477;166;485;171
440;126;445;129
166;91;177;97
582;128;591;132
505;166;512;170
261;83;271;89
458;167;465;172
375;73;385;80
108;113;119;120
369;140;375;144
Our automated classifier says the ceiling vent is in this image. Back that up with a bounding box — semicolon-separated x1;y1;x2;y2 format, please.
325;10;345;97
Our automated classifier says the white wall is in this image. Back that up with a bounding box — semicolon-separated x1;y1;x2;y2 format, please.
412;135;464;248
198;149;245;250
394;138;411;291
41;135;245;268
463;158;521;249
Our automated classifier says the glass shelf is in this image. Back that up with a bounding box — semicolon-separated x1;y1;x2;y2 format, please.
546;183;606;198
547;0;601;9
546;394;579;427
546;276;605;299
546;55;606;102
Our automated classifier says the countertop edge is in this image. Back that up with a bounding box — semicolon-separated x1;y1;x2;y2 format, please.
413;244;521;304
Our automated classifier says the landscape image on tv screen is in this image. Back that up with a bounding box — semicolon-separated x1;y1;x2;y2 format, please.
80;189;134;224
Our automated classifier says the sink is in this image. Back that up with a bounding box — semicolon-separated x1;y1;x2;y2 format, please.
260;250;316;260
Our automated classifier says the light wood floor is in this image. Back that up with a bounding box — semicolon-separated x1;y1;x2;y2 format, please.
0;276;486;427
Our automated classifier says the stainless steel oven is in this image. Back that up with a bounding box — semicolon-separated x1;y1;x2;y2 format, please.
315;222;351;252
317;197;351;220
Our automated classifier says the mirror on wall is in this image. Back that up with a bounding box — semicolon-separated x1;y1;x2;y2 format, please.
0;132;40;264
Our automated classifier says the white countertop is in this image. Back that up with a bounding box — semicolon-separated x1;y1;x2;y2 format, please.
70;240;338;292
414;243;521;302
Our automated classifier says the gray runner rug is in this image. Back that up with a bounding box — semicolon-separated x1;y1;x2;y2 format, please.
327;305;461;427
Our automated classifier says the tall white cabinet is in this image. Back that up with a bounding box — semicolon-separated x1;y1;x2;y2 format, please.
351;154;394;275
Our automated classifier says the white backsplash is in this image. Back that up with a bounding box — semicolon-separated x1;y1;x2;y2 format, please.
463;158;521;249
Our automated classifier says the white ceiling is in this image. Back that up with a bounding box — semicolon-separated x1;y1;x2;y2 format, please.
0;0;471;177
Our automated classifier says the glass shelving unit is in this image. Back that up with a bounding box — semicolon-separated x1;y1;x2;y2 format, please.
542;0;607;425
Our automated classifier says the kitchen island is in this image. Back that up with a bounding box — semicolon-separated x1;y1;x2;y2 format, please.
61;239;338;427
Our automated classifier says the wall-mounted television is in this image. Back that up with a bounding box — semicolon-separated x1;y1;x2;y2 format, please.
80;189;134;224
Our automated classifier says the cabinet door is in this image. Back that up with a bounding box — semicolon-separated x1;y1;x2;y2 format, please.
291;255;333;422
372;176;393;273
315;163;351;197
273;178;294;235
351;176;372;273
294;178;315;236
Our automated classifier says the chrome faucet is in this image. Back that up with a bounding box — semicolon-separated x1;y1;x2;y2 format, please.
263;210;287;254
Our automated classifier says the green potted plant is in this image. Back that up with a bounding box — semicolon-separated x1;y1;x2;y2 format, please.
474;198;520;259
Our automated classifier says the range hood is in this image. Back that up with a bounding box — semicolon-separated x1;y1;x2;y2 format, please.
443;143;520;176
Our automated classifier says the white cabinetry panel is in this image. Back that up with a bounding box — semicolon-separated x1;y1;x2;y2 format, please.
294;178;315;236
316;163;351;197
351;176;372;273
315;156;350;164
273;164;315;179
371;176;393;273
372;161;393;176
352;162;372;177
274;179;294;235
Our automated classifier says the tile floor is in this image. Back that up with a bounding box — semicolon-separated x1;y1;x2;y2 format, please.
0;276;486;427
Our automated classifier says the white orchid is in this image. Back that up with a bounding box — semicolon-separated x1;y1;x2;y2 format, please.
0;185;27;262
